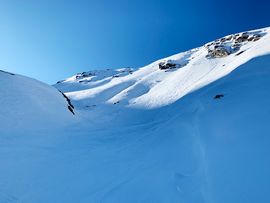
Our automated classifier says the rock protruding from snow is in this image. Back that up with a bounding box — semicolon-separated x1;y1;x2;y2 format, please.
60;91;75;115
205;30;266;58
206;45;231;58
59;68;134;85
158;59;188;70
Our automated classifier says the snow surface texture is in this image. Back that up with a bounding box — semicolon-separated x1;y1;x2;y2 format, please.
1;27;270;203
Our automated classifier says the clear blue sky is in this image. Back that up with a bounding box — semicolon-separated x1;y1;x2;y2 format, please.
0;0;269;84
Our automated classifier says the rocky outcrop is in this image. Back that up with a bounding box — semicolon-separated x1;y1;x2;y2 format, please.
60;91;75;115
76;72;94;80
159;59;188;70
159;60;178;70
205;30;265;59
207;45;230;58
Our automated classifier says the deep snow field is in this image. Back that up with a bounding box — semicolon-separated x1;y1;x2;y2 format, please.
0;27;270;203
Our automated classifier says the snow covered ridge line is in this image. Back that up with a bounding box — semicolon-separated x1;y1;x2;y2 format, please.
0;69;76;116
55;27;270;109
0;71;76;132
0;69;15;76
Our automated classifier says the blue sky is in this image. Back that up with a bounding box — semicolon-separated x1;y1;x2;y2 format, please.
0;0;269;84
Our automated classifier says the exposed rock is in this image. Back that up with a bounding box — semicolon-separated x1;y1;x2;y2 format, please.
207;45;230;58
249;34;262;41
235;33;249;43
220;37;227;42
226;35;233;41
159;59;189;71
205;31;266;59
214;94;224;99
235;50;245;56
68;106;75;115
158;60;180;70
232;43;241;49
159;61;178;70
232;33;240;39
59;91;75;115
76;72;95;80
56;80;64;84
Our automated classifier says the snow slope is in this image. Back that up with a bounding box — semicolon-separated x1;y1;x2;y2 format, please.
1;27;270;203
55;27;270;109
0;70;75;134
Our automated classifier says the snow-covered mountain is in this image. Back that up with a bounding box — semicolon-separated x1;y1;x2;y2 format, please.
1;27;270;203
55;27;270;109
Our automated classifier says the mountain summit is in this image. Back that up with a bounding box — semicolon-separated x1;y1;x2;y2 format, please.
1;27;270;203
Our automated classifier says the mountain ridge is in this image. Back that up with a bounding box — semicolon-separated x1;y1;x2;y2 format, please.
54;27;270;110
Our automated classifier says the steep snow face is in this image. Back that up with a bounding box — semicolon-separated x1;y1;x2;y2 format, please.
0;71;75;133
55;27;270;109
